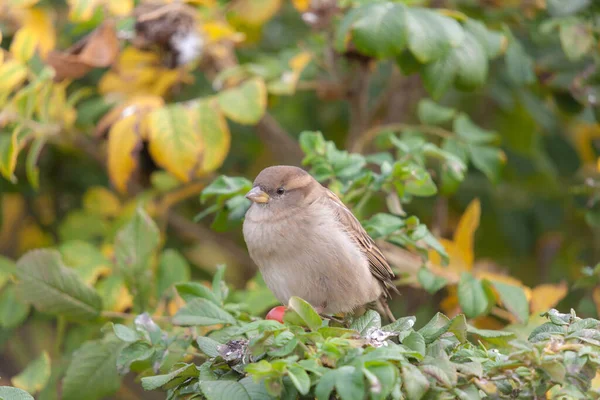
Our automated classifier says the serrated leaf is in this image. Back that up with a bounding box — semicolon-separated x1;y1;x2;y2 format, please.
59;240;111;285
351;310;381;335
147;104;204;182
418;312;450;343
112;323;139;342
197;336;222;358
218;78;267;125
287;365;310;395
11;351;50;394
403;331;425;356
458;272;489;319
200;379;252;400
116;341;154;374
62;339;123;400
172;298;236;326
141;364;196;391
401;363;429;400
15;250;102;320
350;3;407;58
201;175;253;203
335;366;365;400
0;387;34;400
382;316;415;333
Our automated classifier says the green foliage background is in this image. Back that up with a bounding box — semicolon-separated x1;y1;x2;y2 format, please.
0;0;600;398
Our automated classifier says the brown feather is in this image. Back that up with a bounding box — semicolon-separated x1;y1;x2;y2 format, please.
322;189;399;298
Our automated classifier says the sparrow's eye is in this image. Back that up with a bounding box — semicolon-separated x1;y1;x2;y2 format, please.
276;187;285;195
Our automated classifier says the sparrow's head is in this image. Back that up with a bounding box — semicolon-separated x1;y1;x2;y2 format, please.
245;166;318;209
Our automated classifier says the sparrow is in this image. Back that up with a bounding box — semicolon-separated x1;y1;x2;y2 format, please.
242;165;398;320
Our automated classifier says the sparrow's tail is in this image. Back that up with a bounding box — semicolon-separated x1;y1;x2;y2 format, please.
376;298;396;322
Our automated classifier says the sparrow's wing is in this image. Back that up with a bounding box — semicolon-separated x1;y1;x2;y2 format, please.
323;189;398;296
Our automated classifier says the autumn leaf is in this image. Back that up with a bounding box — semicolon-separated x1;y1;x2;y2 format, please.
193;99;231;175
0;60;29;94
217;78;267;125
529;282;568;314
229;0;282;26
292;0;310;12
571;123;600;165
268;52;312;95
146;104;204;182
108;115;143;194
10;8;56;62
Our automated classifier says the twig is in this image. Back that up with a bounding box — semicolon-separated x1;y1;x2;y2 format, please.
346;62;372;149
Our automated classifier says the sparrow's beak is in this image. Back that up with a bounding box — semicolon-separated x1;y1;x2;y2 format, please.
245;187;270;204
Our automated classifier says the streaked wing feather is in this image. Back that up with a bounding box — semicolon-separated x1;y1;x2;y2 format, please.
323;189;398;295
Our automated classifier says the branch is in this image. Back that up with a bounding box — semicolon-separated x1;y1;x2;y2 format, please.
345;62;372;149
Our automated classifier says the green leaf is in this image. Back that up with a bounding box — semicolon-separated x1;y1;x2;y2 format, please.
452;32;488;90
58;240;110;285
0;256;15;291
239;376;273;400
448;314;468;343
417;99;456;125
405;8;464;63
175;282;220;304
505;36;535;85
26;136;46;190
218;78;267;125
112;323;139;343
559;21;594;61
0;387;34;400
62;339;123;400
287;296;322;331
11;352;51;395
417;267;447;294
287;365;310;395
464;20;506;59
418;312;450;343
422;54;456;100
468;145;505;183
403;331;426;356
382;316;416;333
0;284;30;328
200;175;253;203
350;3;407;58
458;272;490;319
315;370;336;400
365;361;397;400
490;281;529;323
172;298;237;326
351;310;381;335
212;264;228;304
467;325;515;345
114;208;160;311
547;0;591;16
401;363;429;400
200;380;252;400
141;364;196;391
116;341;154;374
156;249;190;298
197;336;222;358
299;131;326;158
453;114;498;144
335;366;365;400
15;250;102;320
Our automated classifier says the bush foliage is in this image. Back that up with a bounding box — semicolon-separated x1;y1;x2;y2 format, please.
0;0;600;399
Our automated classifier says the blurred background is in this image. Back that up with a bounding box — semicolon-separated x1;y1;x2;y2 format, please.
0;0;599;398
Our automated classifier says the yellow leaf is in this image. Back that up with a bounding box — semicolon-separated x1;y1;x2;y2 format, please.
10;8;56;61
6;0;41;7
0;130;20;182
108;115;143;194
97;275;134;312
83;187;122;217
48;81;77;128
18;218;53;255
572;123;600;164
147;105;204;182
229;0;282;25
267;51;312;95
11;351;51;394
68;0;99;22
529;282;568;314
194;99;231;174
292;0;310;12
453;198;480;271
0;59;28;93
95;94;164;137
106;0;133;16
597;157;600;172
217;78;267;125
0;194;26;253
202;21;245;43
